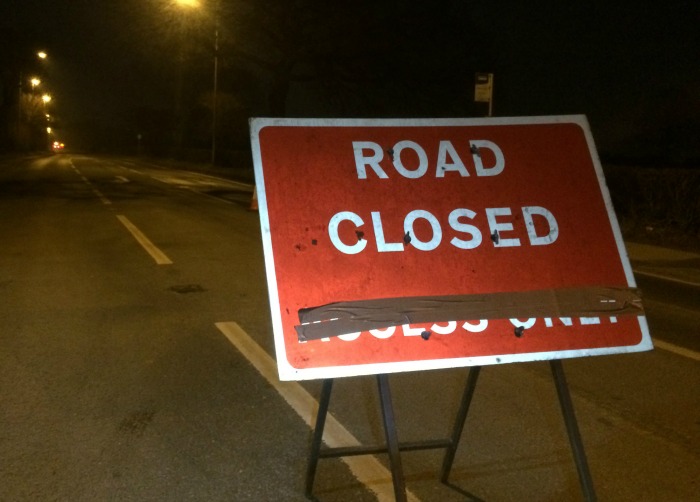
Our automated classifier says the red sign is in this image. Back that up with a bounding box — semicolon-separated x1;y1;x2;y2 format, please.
250;116;652;381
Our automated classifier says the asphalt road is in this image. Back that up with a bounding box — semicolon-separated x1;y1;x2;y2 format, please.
1;154;698;501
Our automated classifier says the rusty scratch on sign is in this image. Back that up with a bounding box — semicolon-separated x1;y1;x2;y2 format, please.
295;287;644;341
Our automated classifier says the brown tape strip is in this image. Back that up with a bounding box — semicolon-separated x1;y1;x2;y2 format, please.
295;286;644;341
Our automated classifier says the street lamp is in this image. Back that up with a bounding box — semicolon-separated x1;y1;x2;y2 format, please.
17;51;48;150
174;0;219;165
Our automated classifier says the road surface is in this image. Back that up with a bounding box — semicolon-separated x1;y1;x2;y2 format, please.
1;154;697;501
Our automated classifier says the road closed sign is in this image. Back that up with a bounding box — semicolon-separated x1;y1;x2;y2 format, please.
250;116;652;381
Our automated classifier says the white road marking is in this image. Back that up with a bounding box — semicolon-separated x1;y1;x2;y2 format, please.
653;339;700;362
93;189;112;205
185;188;236;205
69;161;112;205
149;173;253;191
116;215;173;265
215;321;421;502
634;269;700;288
185;172;254;191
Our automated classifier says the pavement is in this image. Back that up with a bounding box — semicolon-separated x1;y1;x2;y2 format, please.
626;241;700;286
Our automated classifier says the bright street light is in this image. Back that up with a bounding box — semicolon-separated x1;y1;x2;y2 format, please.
30;77;41;88
175;0;201;7
37;51;47;59
42;94;52;104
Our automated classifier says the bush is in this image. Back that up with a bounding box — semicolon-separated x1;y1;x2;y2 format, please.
603;164;700;250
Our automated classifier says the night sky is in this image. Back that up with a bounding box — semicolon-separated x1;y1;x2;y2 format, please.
2;0;698;161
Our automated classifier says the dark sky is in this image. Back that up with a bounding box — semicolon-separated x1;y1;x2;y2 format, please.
3;0;698;160
3;1;175;120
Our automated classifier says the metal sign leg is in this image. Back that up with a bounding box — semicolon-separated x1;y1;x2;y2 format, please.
377;374;407;502
440;366;481;483
550;360;598;502
305;375;409;501
305;378;334;499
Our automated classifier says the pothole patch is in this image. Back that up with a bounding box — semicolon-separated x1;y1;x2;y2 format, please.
118;410;155;437
168;284;206;294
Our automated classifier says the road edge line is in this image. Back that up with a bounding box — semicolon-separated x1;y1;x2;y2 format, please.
214;321;421;502
652;339;700;362
633;269;700;288
116;215;173;265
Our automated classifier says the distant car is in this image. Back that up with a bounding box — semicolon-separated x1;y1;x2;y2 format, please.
52;141;65;152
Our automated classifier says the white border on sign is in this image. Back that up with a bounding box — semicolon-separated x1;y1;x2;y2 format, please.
249;115;653;381
274;327;652;381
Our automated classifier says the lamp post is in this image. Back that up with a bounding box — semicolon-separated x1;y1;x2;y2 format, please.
175;0;219;165
17;51;48;150
211;1;219;165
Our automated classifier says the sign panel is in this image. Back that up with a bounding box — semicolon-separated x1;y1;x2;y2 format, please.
250;116;652;381
474;72;493;103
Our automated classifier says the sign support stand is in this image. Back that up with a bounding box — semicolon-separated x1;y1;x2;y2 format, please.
549;360;597;501
305;375;410;501
304;362;596;501
439;366;481;484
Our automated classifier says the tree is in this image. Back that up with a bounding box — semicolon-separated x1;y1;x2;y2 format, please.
224;0;485;117
124;0;488;153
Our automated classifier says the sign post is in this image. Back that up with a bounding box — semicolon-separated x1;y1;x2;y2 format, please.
249;116;651;499
474;72;494;116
